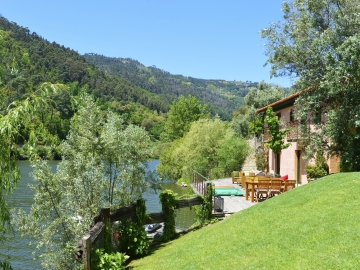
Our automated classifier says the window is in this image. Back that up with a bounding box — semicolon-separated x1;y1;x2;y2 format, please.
290;109;295;122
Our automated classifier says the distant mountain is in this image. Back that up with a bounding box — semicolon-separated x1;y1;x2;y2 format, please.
0;14;258;125
84;54;259;120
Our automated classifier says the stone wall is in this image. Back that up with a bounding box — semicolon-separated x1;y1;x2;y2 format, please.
242;136;262;171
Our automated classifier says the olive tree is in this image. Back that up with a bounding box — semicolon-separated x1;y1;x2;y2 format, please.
14;94;159;269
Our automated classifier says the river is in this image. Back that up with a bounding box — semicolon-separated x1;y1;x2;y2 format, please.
0;160;195;270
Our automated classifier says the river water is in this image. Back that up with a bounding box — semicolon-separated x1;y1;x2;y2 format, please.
0;160;195;270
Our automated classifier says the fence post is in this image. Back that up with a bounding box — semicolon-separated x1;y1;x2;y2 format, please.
100;208;111;253
83;235;92;270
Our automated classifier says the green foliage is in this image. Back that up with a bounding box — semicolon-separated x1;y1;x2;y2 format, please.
339;134;360;172
230;115;249;138
158;118;249;181
264;107;291;154
261;0;360;169
244;81;284;110
13;95;159;269
231;82;285;138
232;91;282;140
161;95;209;142
92;249;129;270
156;140;184;181
194;184;214;226
216;135;250;174
117;220;149;257
255;147;269;172
84;54;257;120
159;190;177;241
305;153;329;179
0;260;13;270
117;199;149;257
0;82;62;269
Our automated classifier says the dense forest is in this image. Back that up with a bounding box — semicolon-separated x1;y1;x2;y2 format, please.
84;53;259;119
0;14;263;144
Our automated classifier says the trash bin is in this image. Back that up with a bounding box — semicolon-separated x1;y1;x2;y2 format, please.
214;196;224;212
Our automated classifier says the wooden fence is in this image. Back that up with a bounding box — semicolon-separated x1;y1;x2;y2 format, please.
77;195;205;269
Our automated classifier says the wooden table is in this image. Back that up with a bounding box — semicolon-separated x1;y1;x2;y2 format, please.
245;180;258;202
245;178;284;202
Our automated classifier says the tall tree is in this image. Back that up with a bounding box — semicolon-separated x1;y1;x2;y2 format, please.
161;95;209;142
260;0;360;170
231;82;284;138
14;94;159;269
0;83;63;269
158;118;249;181
244;81;284;110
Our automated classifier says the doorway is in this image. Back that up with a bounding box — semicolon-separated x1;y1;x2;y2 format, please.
275;153;280;175
295;150;302;185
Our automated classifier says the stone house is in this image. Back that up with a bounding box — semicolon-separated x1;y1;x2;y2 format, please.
256;92;339;184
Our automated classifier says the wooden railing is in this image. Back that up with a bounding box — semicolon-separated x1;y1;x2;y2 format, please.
264;120;309;142
77;196;204;269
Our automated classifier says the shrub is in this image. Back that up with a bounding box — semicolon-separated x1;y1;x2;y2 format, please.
255;148;268;172
306;153;329;179
93;249;129;270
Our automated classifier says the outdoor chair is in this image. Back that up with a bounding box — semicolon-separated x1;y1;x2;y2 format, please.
268;180;283;197
256;179;271;202
231;171;241;184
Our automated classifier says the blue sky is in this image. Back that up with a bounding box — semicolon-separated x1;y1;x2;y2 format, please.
1;0;294;87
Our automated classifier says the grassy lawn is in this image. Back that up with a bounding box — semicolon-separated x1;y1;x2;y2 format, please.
128;173;360;269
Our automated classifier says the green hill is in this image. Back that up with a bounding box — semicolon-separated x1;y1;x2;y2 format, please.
0;16;168;112
130;173;360;269
83;54;259;120
0;15;257;124
0;14;262;143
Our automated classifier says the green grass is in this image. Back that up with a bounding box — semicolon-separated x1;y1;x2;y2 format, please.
129;173;360;269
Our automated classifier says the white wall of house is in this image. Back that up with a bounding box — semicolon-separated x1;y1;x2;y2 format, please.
266;105;312;184
260;92;340;185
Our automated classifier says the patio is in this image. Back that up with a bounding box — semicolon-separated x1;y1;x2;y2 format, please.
206;177;255;214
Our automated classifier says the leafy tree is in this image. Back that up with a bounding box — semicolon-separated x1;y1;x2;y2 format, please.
230;116;250;138
14;94;159;269
260;0;360;169
158;118;249;181
0;83;63;269
244;81;284;110
161;95;209;142
231;82;285;138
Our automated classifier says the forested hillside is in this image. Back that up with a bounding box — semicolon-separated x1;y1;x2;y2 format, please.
0;15;260;142
84;53;259;119
0;15;168;141
0;15;169;110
